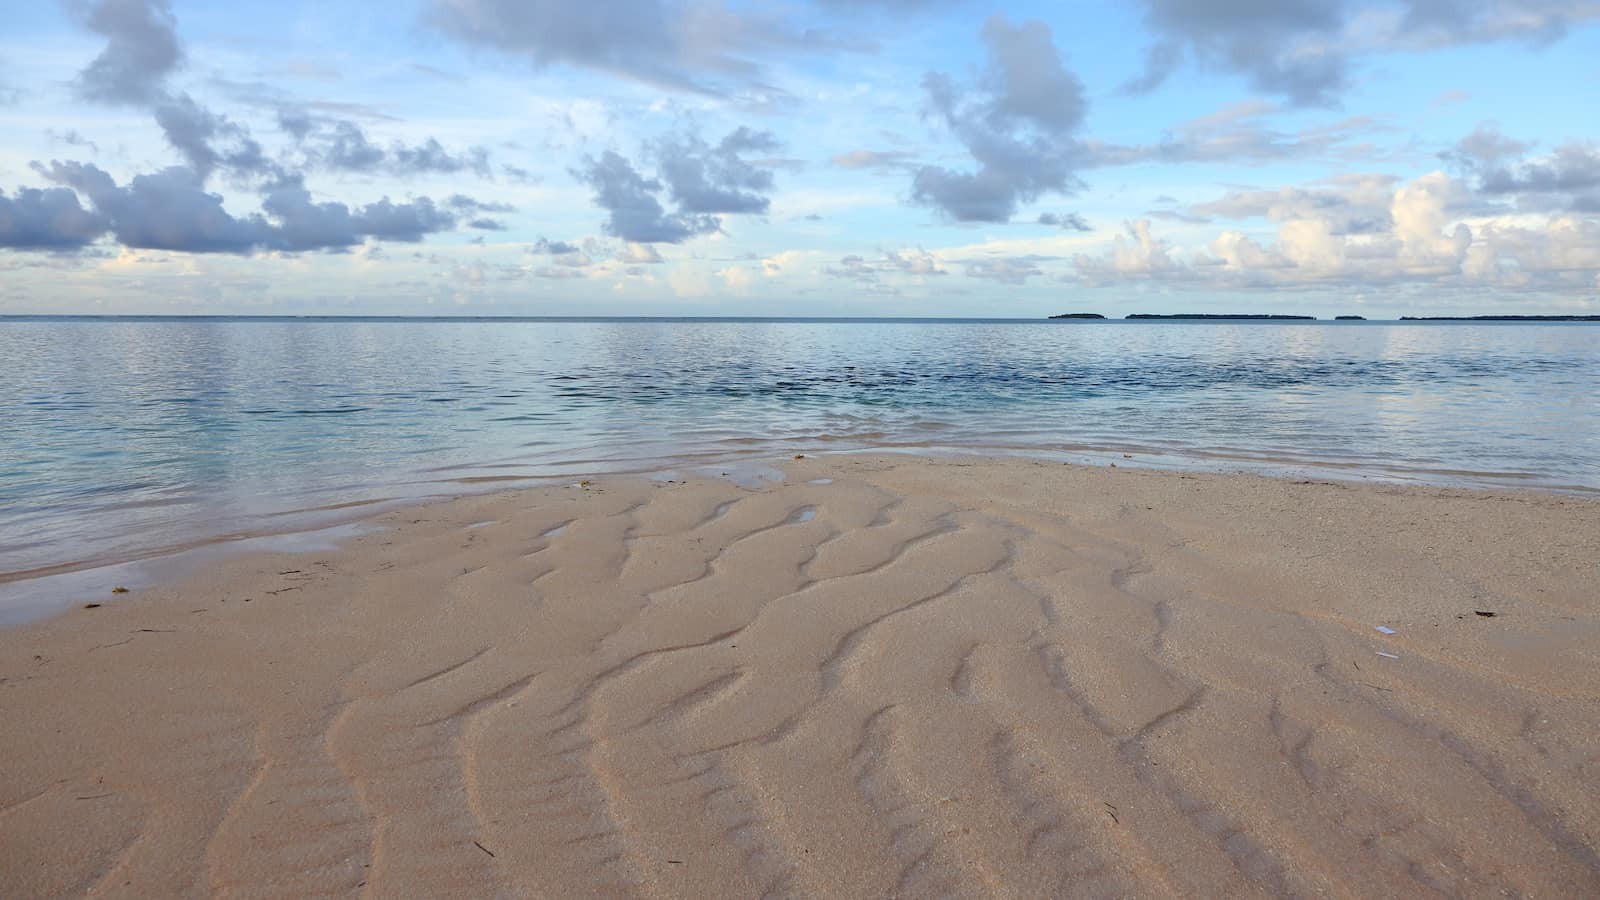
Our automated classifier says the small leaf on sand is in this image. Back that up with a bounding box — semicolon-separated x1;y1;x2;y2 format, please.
111;587;129;594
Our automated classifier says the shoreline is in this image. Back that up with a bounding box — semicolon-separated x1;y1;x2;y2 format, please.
3;454;1597;895
6;443;1597;625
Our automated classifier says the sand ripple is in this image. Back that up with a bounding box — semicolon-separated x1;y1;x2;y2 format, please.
3;455;1598;897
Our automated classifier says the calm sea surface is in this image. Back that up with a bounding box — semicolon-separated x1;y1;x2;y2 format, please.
2;317;1597;596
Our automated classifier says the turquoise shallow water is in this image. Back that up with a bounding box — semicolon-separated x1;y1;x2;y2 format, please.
2;317;1597;588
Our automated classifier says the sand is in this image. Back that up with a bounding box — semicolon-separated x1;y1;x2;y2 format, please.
2;454;1597;898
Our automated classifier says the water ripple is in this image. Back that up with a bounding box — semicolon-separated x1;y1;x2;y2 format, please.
1;318;1597;580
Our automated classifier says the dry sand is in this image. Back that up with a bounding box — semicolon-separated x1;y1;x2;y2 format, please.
2;454;1598;898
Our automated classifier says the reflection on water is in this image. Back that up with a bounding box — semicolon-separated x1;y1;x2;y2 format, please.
2;318;1597;581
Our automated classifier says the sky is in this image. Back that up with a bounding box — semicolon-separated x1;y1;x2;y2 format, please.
1;0;1598;317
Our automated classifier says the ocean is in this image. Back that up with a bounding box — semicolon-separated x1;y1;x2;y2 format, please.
2;316;1597;605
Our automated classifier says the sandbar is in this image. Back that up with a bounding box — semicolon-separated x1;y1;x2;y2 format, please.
2;455;1597;897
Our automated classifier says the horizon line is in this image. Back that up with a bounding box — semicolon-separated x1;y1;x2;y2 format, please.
3;314;1597;323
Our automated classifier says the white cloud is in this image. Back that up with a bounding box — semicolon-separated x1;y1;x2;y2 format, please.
1074;220;1178;282
1069;171;1600;298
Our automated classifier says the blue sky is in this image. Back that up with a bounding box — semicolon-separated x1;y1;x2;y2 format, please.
2;0;1598;317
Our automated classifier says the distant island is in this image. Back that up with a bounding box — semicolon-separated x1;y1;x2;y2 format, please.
1045;313;1321;321
1041;312;1599;322
1399;315;1600;322
1124;314;1317;321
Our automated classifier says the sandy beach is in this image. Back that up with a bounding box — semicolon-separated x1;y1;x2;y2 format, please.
2;454;1597;897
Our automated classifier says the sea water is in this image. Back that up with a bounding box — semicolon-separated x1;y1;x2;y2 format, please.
2;317;1597;593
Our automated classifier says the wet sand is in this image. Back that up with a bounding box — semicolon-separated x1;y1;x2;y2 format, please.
2;454;1597;897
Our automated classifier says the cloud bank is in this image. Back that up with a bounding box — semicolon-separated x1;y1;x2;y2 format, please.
33;162;464;253
0;0;497;255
